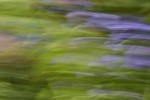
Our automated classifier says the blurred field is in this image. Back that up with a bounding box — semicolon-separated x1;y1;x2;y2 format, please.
0;0;150;100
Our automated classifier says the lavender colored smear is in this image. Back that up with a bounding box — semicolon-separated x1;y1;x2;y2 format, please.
129;35;150;40
85;20;150;31
66;11;121;20
125;46;150;55
89;55;124;67
109;33;134;39
125;56;150;68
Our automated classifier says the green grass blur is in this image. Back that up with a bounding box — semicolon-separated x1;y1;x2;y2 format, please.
0;0;150;100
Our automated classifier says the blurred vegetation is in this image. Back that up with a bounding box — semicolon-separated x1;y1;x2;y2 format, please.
0;0;150;100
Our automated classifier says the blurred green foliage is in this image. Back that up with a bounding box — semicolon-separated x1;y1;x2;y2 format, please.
0;0;150;100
